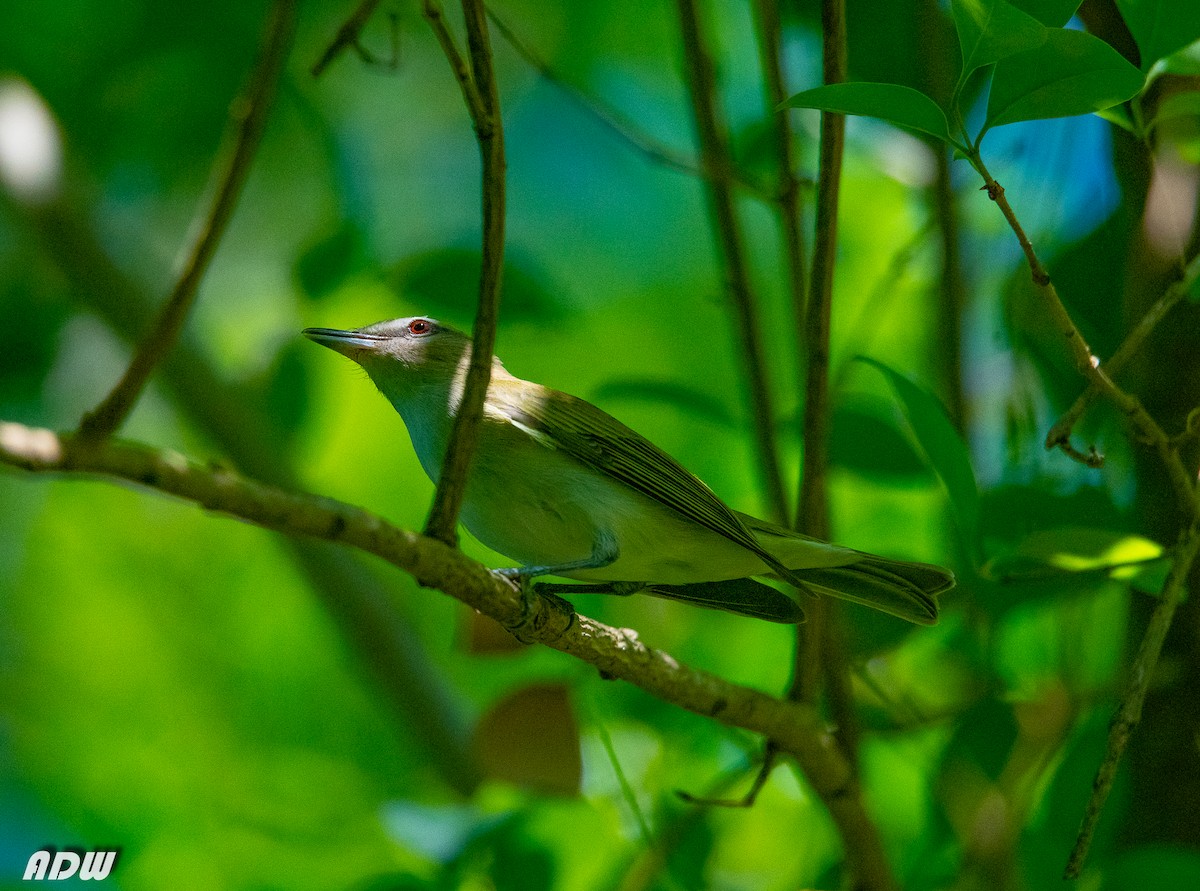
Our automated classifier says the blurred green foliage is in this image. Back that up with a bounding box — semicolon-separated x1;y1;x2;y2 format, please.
2;0;1200;889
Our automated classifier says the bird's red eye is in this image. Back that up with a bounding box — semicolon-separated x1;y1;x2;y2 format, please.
407;319;432;336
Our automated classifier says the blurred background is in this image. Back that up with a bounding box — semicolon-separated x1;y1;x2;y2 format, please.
1;0;1199;888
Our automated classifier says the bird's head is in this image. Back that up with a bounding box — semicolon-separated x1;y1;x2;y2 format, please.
304;316;474;384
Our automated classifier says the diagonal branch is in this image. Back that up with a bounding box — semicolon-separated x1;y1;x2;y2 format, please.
77;0;296;440
311;0;383;77
20;192;480;794
1065;521;1200;878
675;0;789;524
1045;250;1200;460
486;7;771;198
0;420;882;837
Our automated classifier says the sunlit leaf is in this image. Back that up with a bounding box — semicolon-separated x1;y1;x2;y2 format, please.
1115;0;1200;71
985;28;1146;131
983;527;1165;581
783;82;957;146
951;0;1047;83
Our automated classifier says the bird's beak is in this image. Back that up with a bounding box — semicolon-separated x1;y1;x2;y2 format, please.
302;327;385;359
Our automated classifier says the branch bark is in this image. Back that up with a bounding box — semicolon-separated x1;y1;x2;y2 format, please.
77;0;296;440
19;194;480;795
0;420;883;834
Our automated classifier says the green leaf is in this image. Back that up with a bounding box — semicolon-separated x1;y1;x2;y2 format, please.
829;398;932;482
1148;90;1200;131
1008;0;1084;27
858;357;981;560
1160;40;1200;75
1116;0;1200;71
294;220;369;301
951;0;1047;83
1096;104;1140;134
985;27;1146;131
783;82;957;146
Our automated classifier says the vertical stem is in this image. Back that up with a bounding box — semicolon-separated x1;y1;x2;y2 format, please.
792;0;861;780
675;0;789;523
751;0;809;366
797;0;845;542
422;0;507;545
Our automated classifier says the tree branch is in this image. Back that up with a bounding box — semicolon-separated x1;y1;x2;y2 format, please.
419;0;507;545
0;420;881;827
77;0;296;440
675;0;789;524
974;158;1199;511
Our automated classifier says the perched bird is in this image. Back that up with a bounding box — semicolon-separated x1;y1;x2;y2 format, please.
304;317;954;623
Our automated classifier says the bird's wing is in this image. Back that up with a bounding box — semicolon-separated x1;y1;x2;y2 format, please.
489;380;807;584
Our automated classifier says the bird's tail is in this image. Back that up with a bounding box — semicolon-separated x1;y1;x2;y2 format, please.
794;556;952;625
740;513;954;625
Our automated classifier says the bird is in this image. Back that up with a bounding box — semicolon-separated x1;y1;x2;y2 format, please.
303;316;954;624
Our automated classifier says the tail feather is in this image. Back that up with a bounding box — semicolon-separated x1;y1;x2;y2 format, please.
798;557;952;625
739;511;955;625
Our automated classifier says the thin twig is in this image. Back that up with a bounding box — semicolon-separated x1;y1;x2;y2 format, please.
1045;250;1200;457
1064;522;1200;878
675;0;789;524
311;0;382;76
485;6;774;196
420;0;507;544
76;0;297;440
0;420;873;814
420;0;488;125
751;0;810;451
972;160;1195;497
